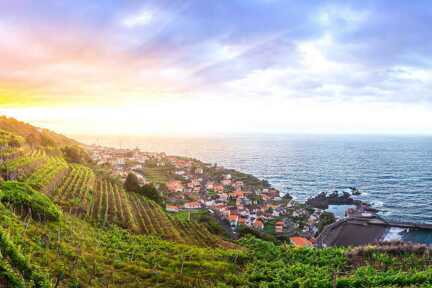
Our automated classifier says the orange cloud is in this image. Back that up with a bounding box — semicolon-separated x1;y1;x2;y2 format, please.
0;21;197;108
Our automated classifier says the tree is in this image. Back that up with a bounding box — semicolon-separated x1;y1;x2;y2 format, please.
26;133;38;149
124;173;140;193
318;211;336;233
238;225;276;242
61;145;91;164
40;132;55;147
138;183;164;207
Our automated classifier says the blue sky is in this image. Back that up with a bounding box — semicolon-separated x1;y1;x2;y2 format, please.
0;1;431;135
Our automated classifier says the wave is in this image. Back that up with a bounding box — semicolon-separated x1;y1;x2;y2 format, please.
372;200;384;208
383;227;407;241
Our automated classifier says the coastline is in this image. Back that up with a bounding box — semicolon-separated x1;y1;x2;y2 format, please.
75;134;432;225
85;143;432;247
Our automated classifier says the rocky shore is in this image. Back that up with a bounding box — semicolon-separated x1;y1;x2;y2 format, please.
306;191;361;209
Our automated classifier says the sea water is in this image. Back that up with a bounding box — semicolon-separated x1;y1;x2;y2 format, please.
76;134;432;224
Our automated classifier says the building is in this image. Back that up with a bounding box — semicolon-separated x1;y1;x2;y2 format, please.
275;221;284;233
229;214;239;227
167;180;184;193
253;219;264;230
290;236;313;248
166;205;180;212
214;184;224;193
184;202;201;209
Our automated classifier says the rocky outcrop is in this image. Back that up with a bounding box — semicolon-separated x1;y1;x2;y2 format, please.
306;191;361;209
348;187;361;196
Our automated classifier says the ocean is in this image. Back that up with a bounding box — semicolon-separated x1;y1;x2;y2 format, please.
75;134;432;224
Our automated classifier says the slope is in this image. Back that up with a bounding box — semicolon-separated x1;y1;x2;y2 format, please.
0;129;233;248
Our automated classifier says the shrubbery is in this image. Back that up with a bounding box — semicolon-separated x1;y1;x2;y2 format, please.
0;227;51;287
0;181;61;221
61;145;91;164
124;172;140;192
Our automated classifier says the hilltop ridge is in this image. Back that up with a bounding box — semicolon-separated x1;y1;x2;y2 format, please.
0;116;78;148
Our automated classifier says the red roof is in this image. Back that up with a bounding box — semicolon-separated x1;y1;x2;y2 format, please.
229;215;238;221
290;237;313;247
254;219;264;228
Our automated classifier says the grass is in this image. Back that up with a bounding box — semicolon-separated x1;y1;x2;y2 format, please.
0;181;62;221
171;209;208;222
0;203;245;287
142;166;172;184
207;189;217;196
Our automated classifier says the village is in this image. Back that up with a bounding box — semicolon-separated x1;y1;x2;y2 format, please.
87;144;341;246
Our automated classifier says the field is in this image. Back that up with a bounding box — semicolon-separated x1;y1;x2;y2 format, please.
2;198;432;287
141;166;172;184
0;204;244;287
1;147;230;248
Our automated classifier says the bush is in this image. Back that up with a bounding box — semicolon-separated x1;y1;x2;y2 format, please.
318;211;336;233
61;145;91;164
0;227;51;287
124;173;140;193
0;181;61;221
238;225;276;243
138;184;164;207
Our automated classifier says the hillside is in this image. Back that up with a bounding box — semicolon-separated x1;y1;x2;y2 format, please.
0;117;77;148
0;117;431;287
0;132;231;248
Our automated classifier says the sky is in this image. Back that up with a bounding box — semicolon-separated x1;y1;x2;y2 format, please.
0;0;431;136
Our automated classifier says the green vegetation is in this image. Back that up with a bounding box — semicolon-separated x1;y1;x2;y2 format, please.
61;145;91;165
141;166;172;184
0;181;61;221
2;150;47;179
137;183;164;207
0;129;25;147
124;172;140;193
173;210;208;222
0;202;243;287
0;116;77;147
207;189;217;196
52;164;95;216
318;211;336;233
239;236;432;288
0;225;51;287
0;116;431;287
26;157;69;194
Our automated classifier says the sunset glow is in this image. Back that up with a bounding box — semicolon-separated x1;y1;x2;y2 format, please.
1;1;431;135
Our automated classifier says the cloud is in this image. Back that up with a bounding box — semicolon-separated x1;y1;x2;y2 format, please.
121;9;154;28
1;0;432;134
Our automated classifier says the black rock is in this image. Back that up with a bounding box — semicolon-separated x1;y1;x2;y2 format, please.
349;187;361;196
306;191;357;209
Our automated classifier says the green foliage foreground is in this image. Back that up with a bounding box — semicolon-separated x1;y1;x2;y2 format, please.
0;181;62;221
1;199;431;288
239;236;432;288
0;122;431;287
0;169;429;287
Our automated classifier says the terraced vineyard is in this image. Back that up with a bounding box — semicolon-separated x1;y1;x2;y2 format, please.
2;150;47;180
0;146;25;162
88;178;230;247
26;156;69;194
52;164;95;216
0;129;25;147
0;126;230;248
